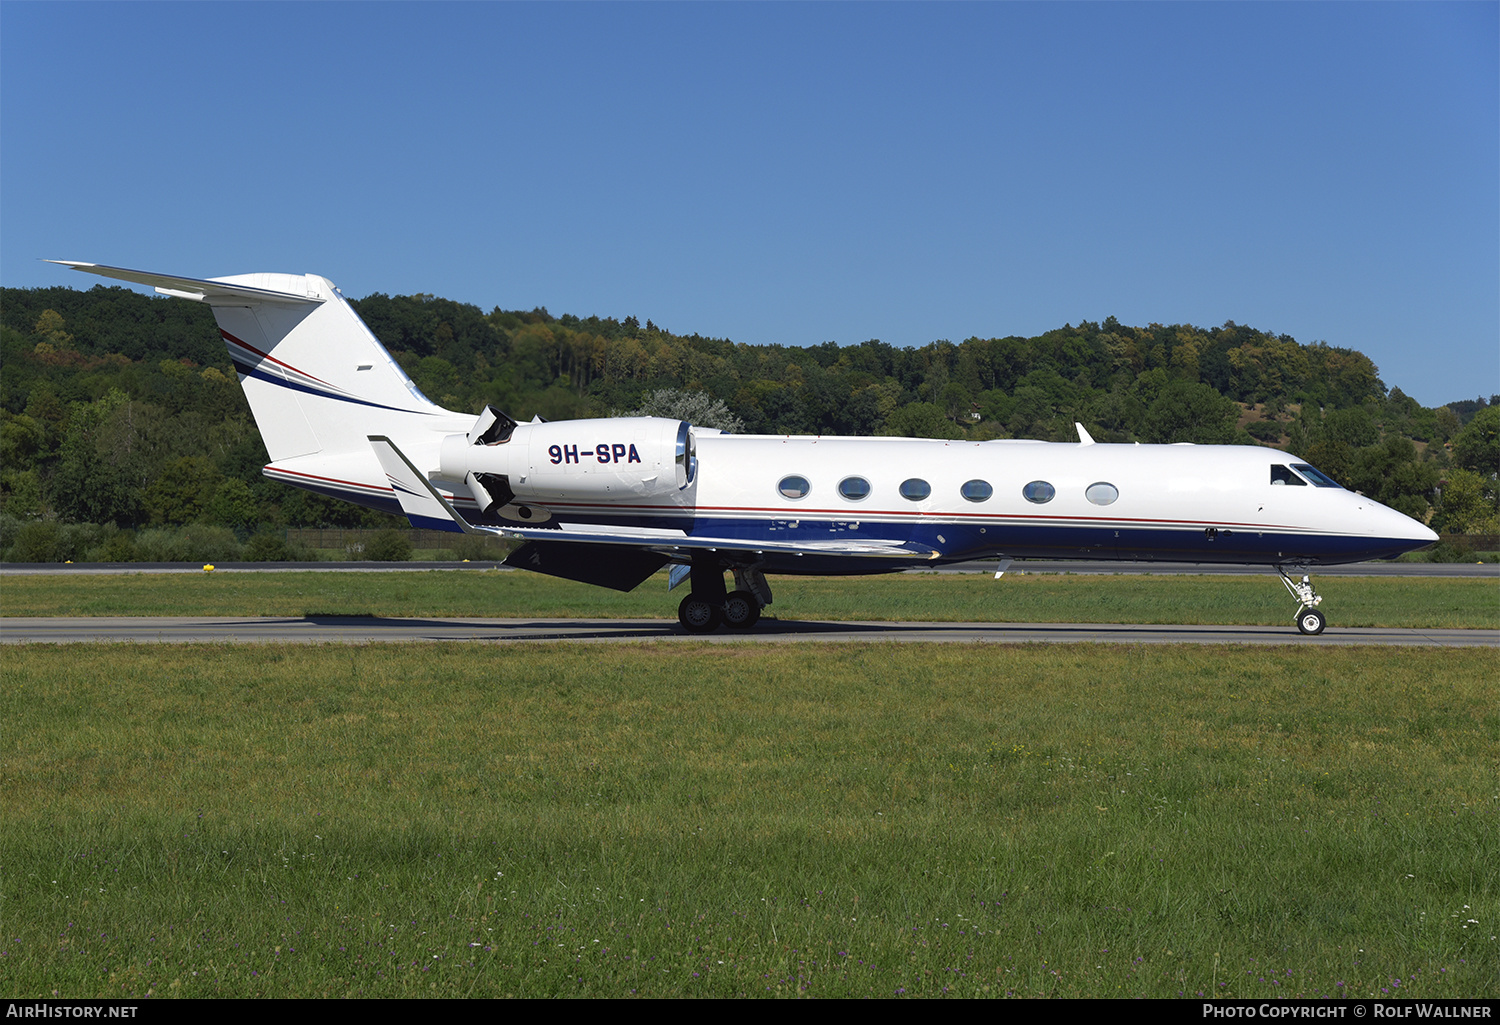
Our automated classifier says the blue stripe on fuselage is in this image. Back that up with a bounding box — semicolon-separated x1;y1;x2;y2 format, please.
264;475;1415;568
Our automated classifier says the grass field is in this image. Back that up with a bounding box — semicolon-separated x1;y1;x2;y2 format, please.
2;642;1496;998
2;568;1497;630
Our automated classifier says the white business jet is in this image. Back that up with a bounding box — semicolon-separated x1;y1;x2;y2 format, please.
51;262;1438;634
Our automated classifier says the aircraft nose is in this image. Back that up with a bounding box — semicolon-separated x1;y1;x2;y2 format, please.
1378;502;1438;545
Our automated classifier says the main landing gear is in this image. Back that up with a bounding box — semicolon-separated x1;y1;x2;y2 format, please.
1279;566;1326;635
677;593;722;632
676;590;761;632
675;559;770;633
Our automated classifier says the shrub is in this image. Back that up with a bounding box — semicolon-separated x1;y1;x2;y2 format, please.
364;529;413;562
243;530;317;563
133;525;244;562
447;533;508;561
5;520;61;562
87;529;138;563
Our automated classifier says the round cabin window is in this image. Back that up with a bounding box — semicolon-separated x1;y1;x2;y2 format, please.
899;478;932;501
1085;482;1119;506
838;476;871;501
778;475;811;500
960;479;993;502
1022;480;1055;504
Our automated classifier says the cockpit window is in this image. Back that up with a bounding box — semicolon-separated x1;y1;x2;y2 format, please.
1270;464;1306;486
1291;463;1342;488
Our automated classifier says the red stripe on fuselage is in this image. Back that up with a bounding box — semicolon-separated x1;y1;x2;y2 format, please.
263;467;1318;534
532;499;1308;533
264;465;477;505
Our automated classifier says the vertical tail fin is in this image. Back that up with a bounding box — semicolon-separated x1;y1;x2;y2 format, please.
48;262;464;464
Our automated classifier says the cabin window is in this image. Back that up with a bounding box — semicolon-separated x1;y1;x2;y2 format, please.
899;478;931;501
778;475;811;500
960;479;993;502
1085;482;1119;506
1291;463;1342;488
838;476;871;501
1270;464;1306;486
1022;480;1055;504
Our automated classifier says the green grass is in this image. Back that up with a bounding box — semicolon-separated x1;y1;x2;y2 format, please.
2;643;1495;998
2;569;1496;629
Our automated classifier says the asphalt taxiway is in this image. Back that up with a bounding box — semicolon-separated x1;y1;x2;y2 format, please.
4;559;1493;646
3;559;1496;577
2;615;1493;646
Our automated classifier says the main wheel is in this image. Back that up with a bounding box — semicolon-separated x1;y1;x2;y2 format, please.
678;594;722;633
1296;608;1326;635
722;590;761;630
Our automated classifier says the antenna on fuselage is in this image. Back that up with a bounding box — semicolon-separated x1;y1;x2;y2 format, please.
1075;422;1095;445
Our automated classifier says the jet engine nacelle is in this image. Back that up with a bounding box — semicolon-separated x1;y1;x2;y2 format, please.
438;416;697;509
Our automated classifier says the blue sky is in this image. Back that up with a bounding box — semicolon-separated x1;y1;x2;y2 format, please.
3;1;1495;408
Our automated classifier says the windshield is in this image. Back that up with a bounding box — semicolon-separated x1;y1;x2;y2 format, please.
1291;463;1342;488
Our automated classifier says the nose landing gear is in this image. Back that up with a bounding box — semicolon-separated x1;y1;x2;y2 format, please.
1279;567;1326;635
1296;607;1327;635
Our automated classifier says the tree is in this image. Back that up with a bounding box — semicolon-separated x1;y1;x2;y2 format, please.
1433;468;1499;534
1348;436;1438;521
881;402;964;440
622;389;745;433
48;391;140;525
143;456;220;526
204;478;257;529
1141;381;1238;445
1451;406;1499;475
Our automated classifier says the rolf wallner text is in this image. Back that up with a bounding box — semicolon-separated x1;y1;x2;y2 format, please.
1204;1007;1492;1019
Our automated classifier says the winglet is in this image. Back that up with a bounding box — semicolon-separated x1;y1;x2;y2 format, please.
368;435;488;535
1075;422;1095;445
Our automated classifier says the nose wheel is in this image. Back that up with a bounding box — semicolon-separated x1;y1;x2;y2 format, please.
1280;567;1327;635
1296;607;1326;636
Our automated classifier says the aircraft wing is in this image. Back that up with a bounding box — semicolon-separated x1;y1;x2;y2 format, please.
368;435;937;561
501;525;939;560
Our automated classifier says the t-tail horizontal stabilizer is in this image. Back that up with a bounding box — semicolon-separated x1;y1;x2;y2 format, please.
368;435;486;535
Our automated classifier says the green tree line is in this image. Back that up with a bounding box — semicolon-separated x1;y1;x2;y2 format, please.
3;284;1496;556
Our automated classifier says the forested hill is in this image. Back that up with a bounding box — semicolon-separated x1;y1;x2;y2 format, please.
3;284;1497;536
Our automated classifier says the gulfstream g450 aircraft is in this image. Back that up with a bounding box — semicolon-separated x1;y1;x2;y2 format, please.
53;262;1438;634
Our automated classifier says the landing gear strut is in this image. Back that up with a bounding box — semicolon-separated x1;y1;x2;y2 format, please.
1279;566;1326;635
